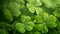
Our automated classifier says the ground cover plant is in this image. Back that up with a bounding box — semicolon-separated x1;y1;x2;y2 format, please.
0;0;60;34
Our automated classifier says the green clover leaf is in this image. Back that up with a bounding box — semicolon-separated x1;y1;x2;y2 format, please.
26;0;42;6
26;3;35;13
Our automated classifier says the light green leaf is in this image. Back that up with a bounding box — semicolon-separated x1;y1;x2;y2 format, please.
41;12;49;21
35;7;43;15
36;24;43;31
34;15;44;23
47;22;57;28
24;21;34;27
21;15;31;22
25;25;33;31
25;21;34;31
26;3;35;13
48;15;57;23
27;0;42;6
15;22;25;33
36;23;48;33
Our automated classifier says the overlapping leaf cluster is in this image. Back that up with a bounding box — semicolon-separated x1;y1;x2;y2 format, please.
0;0;60;34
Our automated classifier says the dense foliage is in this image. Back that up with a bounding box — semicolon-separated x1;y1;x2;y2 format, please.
0;0;60;34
